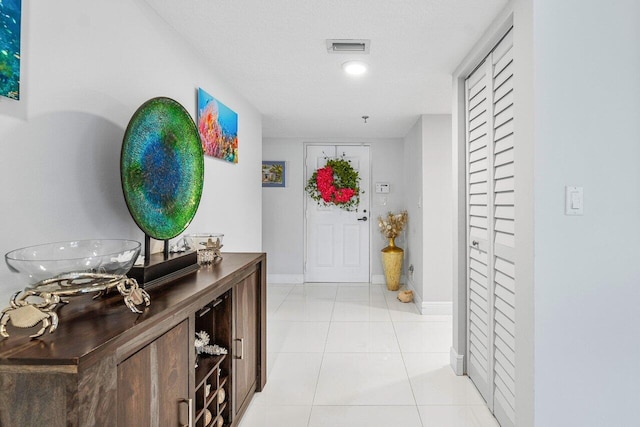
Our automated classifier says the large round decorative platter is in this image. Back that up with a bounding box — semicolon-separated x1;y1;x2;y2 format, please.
121;97;204;240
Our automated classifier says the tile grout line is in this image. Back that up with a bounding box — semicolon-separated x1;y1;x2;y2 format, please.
306;282;338;427
386;288;427;427
267;283;296;315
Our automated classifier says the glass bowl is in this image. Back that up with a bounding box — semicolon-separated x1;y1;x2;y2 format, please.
185;233;224;250
5;239;141;286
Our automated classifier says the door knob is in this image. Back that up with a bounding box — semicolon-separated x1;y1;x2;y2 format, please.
472;240;479;247
357;217;368;222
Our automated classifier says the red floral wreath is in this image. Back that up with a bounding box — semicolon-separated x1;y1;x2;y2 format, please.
305;157;360;211
316;166;355;203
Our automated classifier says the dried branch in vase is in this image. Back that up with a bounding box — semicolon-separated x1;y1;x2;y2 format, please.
377;211;408;239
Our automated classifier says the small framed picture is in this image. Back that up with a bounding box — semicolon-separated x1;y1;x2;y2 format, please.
262;161;285;187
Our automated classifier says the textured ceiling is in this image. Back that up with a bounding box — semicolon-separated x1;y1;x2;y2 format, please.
143;0;508;138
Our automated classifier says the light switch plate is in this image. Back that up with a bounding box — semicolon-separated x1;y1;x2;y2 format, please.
375;182;390;194
565;186;583;215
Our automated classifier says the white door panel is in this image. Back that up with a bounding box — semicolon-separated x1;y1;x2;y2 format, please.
305;145;370;282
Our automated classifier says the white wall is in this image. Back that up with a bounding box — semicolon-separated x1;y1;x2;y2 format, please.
0;0;262;301
421;115;452;306
403;119;424;298
533;1;640;425
404;115;453;313
262;137;405;283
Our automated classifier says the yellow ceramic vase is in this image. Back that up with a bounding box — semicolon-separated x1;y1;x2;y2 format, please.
381;237;404;291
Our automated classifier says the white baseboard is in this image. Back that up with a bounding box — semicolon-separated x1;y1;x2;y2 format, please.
405;277;423;313
405;278;453;315
450;347;465;376
267;274;303;284
372;274;407;285
421;301;453;315
371;274;385;285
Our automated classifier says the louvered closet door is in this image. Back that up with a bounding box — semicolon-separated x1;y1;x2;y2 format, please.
491;29;515;427
465;28;516;427
465;58;492;403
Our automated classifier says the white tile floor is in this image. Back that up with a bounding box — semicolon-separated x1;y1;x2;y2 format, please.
238;283;499;427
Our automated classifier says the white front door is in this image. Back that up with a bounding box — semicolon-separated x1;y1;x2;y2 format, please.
304;144;370;282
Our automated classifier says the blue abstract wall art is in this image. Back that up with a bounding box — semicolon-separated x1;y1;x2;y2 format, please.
0;0;21;100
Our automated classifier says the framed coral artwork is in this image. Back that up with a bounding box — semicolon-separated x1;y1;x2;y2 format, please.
197;87;238;163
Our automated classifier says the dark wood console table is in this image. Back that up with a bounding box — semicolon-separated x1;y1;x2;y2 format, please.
0;252;266;427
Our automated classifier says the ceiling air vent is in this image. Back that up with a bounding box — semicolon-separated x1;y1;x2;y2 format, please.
326;39;370;54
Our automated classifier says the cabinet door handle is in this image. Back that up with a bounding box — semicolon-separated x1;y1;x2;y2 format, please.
234;338;244;360
181;398;193;427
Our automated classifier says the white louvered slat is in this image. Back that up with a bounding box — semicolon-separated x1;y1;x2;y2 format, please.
469;258;488;275
470;299;488;320
494;270;515;294
495;296;515;321
495;310;515;343
494;191;514;206
493;62;513;91
496;95;513;118
469;268;488;290
469;193;488;207
494;361;515;397
469;148;487;164
470;284;488;305
495;233;515;249
494;345;516;381
493;46;513;77
470;329;489;355
494;177;514;193
494;205;514;219
469;170;487;184
494;389;516;425
495;218;515;234
469;155;488;173
469;95;486;115
470;204;488;217
470;247;488;263
469;131;488;151
469;122;488;142
494;148;514;167
495;257;515;277
494;371;516;410
495;282;515;307
495;325;515;357
494;162;514;180
493;118;514;141
469;351;488;378
494;106;513;129
469;107;487;130
494;83;513;107
469;182;488;195
494;133;514;154
469;77;486;97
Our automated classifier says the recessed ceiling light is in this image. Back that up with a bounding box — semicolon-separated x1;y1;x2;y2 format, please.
342;60;368;76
